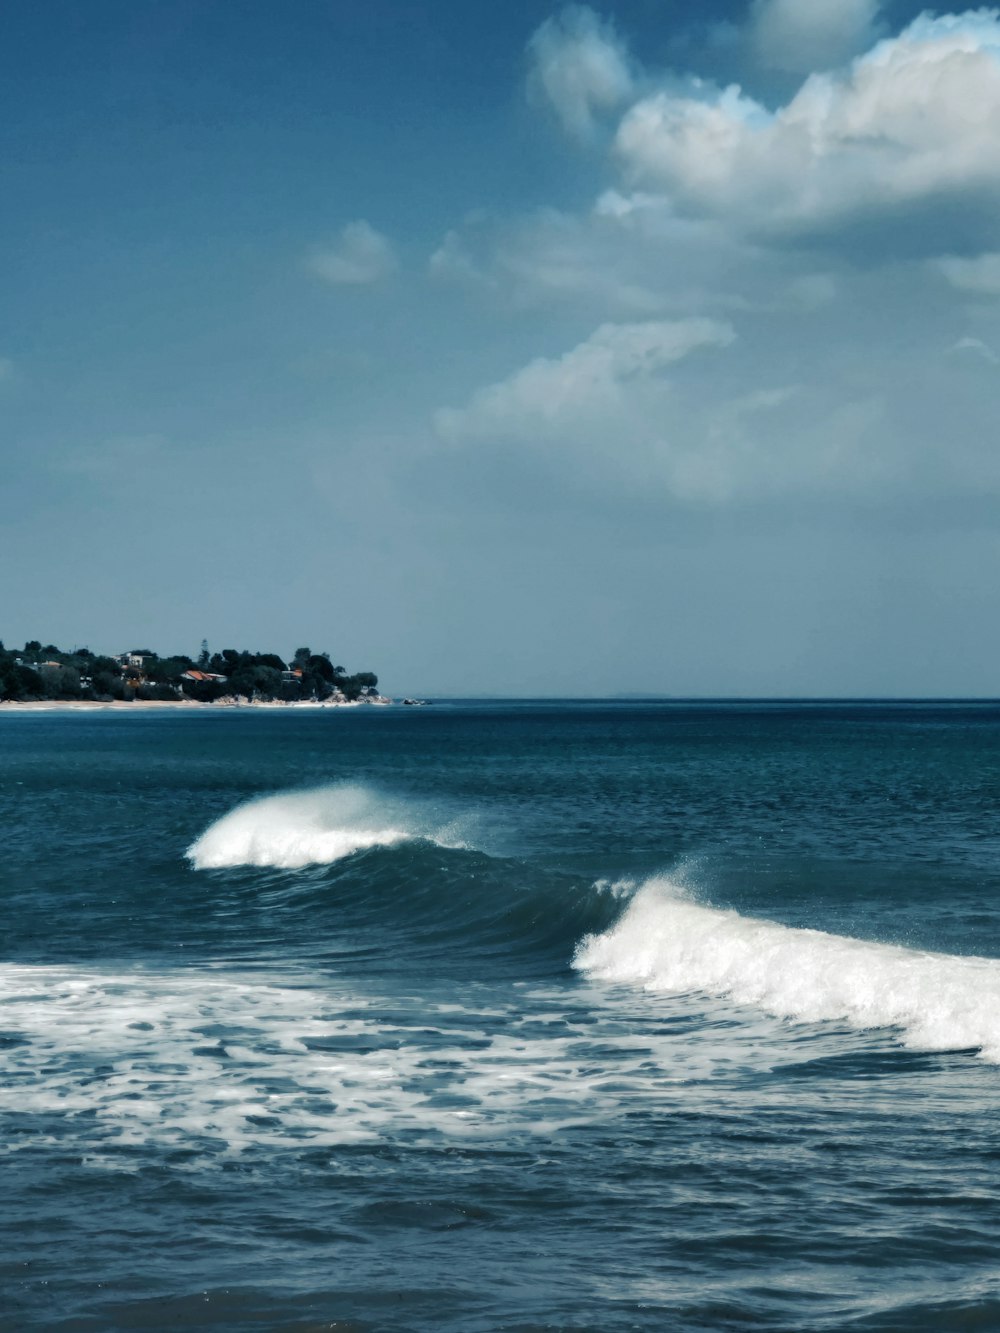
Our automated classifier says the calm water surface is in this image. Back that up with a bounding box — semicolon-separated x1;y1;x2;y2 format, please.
2;702;999;1331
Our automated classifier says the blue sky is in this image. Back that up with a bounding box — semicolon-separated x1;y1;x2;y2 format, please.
5;0;1000;695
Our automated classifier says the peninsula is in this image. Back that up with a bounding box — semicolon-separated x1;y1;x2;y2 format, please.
0;641;388;707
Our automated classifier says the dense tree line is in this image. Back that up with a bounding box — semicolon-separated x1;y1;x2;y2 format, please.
0;640;378;704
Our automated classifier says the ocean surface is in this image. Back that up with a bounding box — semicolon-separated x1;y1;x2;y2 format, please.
2;701;1000;1331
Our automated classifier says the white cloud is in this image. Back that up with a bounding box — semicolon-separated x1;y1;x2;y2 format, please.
615;12;1000;242
749;0;882;73
435;318;734;442
950;334;1000;363
935;251;1000;295
433;316;915;505
308;220;397;285
527;5;633;136
429;208;675;314
429;228;493;288
424;7;1000;513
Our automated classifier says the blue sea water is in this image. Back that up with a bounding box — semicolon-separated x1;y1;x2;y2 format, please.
2;701;1000;1331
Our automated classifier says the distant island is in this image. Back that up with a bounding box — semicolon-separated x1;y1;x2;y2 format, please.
0;640;390;706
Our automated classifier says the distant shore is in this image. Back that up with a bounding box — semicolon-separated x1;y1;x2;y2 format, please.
0;698;376;712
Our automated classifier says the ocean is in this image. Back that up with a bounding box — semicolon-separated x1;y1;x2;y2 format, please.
2;701;999;1331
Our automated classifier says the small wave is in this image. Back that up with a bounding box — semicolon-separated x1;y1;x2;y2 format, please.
186;783;468;870
575;877;1000;1061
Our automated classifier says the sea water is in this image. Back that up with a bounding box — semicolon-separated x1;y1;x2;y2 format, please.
1;701;999;1331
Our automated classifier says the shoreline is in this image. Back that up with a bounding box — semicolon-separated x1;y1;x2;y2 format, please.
0;699;380;713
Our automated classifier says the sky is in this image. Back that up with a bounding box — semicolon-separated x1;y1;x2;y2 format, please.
4;0;1000;696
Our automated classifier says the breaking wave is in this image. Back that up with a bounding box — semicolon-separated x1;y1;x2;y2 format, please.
186;783;471;870
575;877;1000;1062
187;797;1000;1063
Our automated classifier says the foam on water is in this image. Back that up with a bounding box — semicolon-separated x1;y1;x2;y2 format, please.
187;783;469;870
576;877;1000;1060
0;963;792;1162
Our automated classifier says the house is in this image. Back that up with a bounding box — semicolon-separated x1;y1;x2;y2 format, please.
180;670;228;683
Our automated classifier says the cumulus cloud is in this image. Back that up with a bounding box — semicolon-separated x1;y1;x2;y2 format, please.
308;220;397;285
748;0;883;73
424;6;1000;512
435;318;734;442
615;11;1000;244
527;5;633;136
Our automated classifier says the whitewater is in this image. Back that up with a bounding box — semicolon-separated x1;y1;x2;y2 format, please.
577;878;1000;1061
3;701;1000;1332
190;787;1000;1063
185;781;472;869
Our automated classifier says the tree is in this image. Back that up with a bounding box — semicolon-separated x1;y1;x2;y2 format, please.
38;663;82;699
227;664;282;701
138;682;180;702
307;654;335;682
198;639;210;669
0;649;42;701
91;670;122;700
146;656;191;684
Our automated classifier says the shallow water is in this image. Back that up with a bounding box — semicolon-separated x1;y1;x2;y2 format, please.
2;701;999;1330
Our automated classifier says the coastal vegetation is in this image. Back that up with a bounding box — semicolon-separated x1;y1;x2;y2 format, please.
0;640;380;705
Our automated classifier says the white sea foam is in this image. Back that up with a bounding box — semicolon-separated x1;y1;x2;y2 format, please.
186;783;467;869
3;932;992;1167
575;877;1000;1060
0;963;773;1161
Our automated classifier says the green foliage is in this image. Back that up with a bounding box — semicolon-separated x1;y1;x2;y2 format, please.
38;663;82;699
0;647;43;701
145;656;193;684
307;654;335;682
137;682;181;702
226;663;283;701
3;638;380;704
91;670;124;700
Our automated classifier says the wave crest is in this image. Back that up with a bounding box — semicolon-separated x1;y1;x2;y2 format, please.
575;878;1000;1061
186;784;466;870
